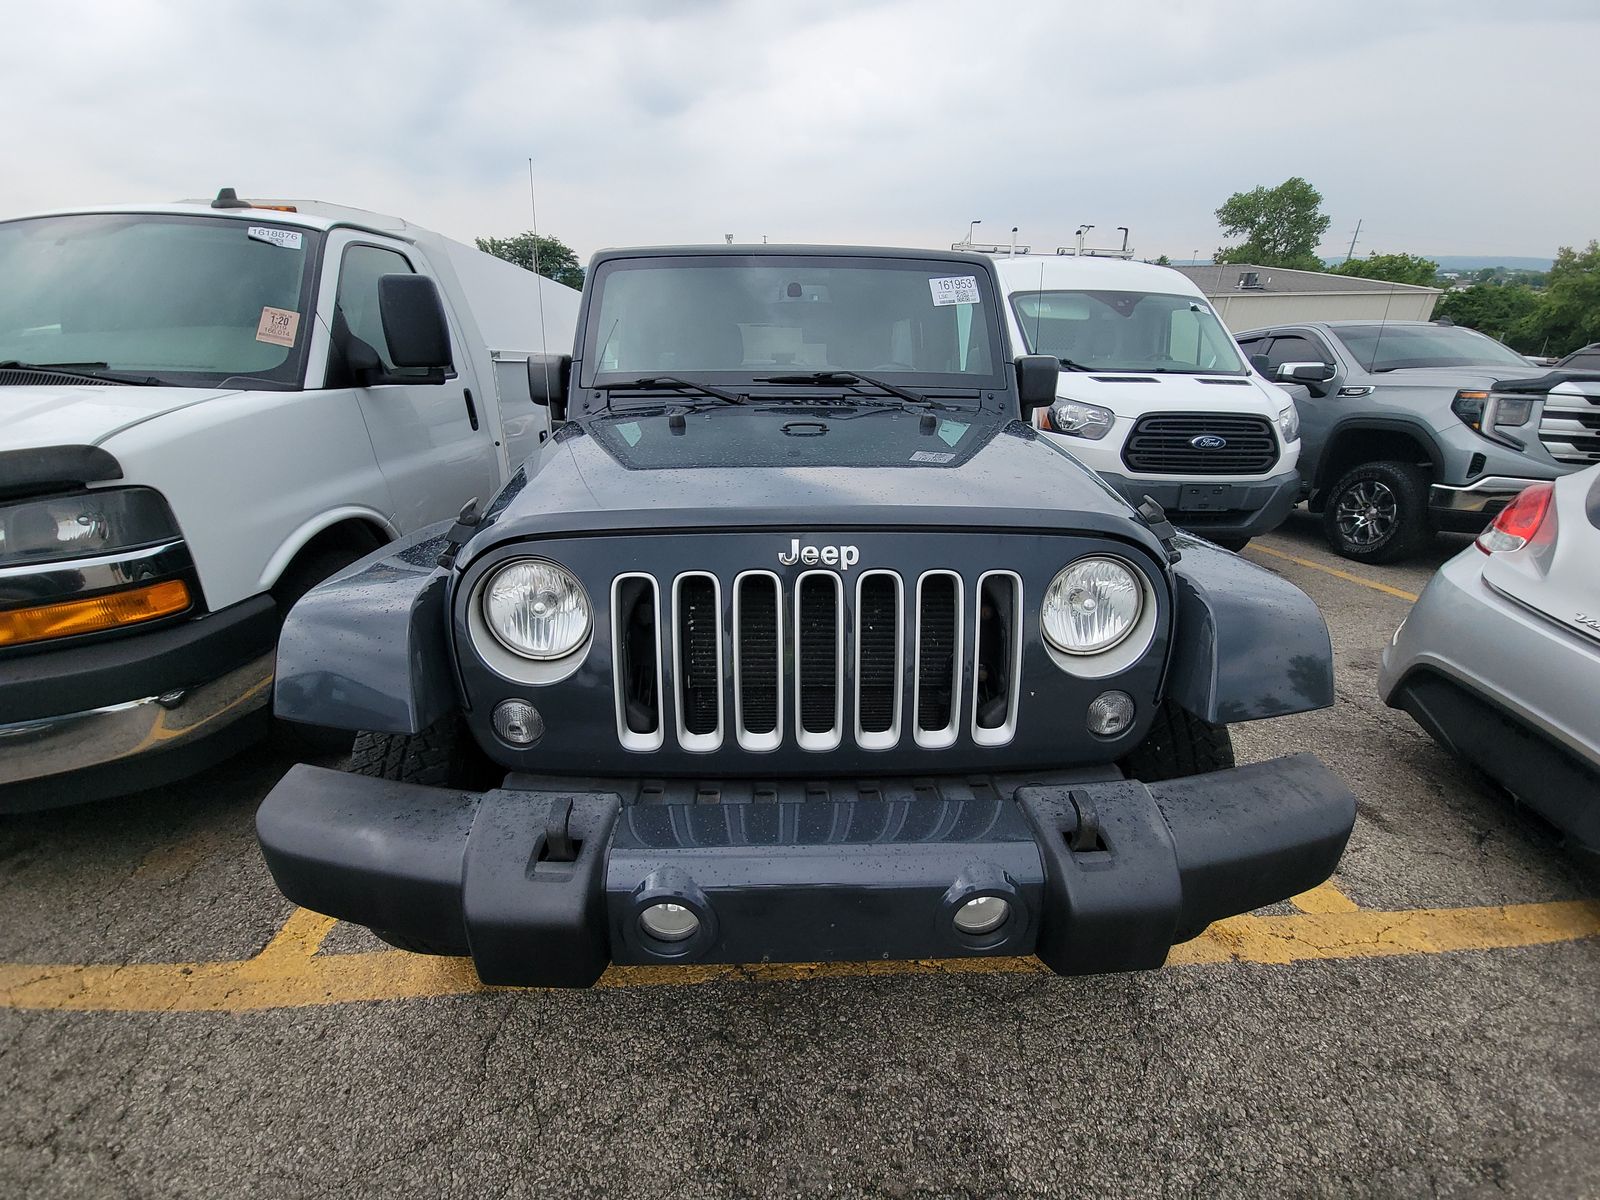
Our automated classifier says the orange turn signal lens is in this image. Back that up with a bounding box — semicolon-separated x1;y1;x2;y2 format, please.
0;580;191;648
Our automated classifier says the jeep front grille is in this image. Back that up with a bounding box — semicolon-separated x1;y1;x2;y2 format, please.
1122;414;1278;475
614;569;1022;753
1535;388;1600;465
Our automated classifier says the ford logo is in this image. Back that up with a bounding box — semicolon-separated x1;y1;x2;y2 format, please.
1190;435;1228;450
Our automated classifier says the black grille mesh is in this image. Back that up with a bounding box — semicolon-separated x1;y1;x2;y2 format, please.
916;576;958;731
677;576;719;736
736;576;779;735
857;575;898;734
1122;414;1277;475
798;575;838;734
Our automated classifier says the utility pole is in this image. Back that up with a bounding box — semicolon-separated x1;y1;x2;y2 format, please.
1344;219;1363;263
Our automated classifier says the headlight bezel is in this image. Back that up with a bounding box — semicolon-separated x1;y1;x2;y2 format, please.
475;557;593;667
1043;399;1115;441
1040;554;1159;679
1277;403;1300;444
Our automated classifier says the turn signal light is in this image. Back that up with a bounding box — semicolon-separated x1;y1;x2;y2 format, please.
0;580;191;647
1476;483;1554;554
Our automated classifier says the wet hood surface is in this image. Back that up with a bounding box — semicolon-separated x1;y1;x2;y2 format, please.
476;405;1149;548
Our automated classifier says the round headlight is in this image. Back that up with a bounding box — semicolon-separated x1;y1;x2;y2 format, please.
482;560;591;660
1042;557;1143;655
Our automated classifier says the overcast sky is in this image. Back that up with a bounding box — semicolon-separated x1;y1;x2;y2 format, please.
5;1;1596;264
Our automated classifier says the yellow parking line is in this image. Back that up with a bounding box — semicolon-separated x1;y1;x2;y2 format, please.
1289;882;1361;914
1;895;1595;1013
1246;543;1420;603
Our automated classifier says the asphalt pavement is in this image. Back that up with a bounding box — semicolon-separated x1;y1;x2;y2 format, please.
2;513;1596;1199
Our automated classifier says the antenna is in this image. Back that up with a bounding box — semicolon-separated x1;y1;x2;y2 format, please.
1369;279;1398;372
527;158;553;429
1032;260;1046;367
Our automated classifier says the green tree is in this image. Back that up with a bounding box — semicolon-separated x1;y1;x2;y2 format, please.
1153;253;1171;266
1332;252;1441;288
1214;177;1331;271
1435;284;1542;349
474;232;585;289
1531;240;1600;355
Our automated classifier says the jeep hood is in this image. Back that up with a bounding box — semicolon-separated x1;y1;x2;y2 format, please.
0;384;240;452
476;407;1157;550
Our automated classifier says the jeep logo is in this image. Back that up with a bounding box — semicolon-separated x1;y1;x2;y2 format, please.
1190;434;1228;449
778;538;860;570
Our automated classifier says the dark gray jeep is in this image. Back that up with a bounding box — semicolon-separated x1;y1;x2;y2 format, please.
256;245;1356;987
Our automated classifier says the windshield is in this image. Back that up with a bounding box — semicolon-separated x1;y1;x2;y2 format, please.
1331;324;1530;372
0;213;319;386
581;256;1003;392
1011;289;1245;375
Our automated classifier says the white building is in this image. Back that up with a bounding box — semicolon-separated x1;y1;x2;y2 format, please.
1174;264;1441;330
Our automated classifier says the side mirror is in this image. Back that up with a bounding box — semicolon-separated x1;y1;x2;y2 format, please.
526;353;573;421
378;275;453;372
1276;361;1335;384
1014;354;1060;412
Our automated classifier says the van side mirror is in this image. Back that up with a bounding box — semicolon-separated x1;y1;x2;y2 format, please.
527;353;573;420
1015;354;1060;412
1276;361;1335;384
378;275;453;373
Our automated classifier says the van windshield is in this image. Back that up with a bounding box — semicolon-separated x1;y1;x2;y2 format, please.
0;213;319;387
582;255;1004;396
1011;290;1246;376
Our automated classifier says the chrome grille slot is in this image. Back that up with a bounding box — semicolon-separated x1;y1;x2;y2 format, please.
854;571;902;748
611;574;663;751
914;571;962;748
672;573;723;750
795;571;843;750
1535;388;1600;465
972;571;1022;746
733;571;782;751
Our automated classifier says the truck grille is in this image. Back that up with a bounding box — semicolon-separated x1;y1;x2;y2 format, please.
1535;388;1600;465
1122;414;1278;475
611;569;1022;753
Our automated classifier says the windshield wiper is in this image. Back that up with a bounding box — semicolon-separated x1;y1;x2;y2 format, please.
1054;356;1092;372
601;375;746;404
0;360;161;386
754;370;930;405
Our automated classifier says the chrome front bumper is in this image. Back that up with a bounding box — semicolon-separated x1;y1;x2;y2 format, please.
1428;475;1548;513
0;653;274;788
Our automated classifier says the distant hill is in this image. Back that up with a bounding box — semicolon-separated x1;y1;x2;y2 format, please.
1322;254;1553;273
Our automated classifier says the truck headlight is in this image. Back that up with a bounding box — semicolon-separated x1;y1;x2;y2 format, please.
482;560;591;660
0;486;180;566
1277;404;1300;443
1043;400;1114;440
1042;557;1143;655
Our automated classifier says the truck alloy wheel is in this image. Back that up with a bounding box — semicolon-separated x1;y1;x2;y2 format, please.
1322;461;1431;564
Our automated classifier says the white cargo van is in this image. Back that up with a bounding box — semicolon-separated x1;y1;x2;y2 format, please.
991;254;1301;548
0;191;579;808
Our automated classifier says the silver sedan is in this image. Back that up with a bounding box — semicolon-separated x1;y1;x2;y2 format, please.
1380;463;1600;850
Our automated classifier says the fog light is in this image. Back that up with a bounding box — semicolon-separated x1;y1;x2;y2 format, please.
640;902;699;942
954;895;1011;936
492;699;544;746
1087;690;1135;736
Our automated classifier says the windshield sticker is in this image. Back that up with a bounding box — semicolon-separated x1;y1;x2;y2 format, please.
928;275;980;307
247;226;304;251
937;419;969;447
255;306;301;347
910;450;956;464
616;421;643;447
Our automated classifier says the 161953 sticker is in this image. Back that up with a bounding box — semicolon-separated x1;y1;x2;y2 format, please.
928;275;980;306
256;306;300;348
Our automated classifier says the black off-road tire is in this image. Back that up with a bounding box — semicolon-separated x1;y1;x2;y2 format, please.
1321;461;1433;564
368;929;462;956
1209;536;1251;553
347;714;496;790
1120;697;1235;782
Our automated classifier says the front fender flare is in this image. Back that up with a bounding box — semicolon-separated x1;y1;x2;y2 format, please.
1165;538;1334;723
273;521;457;734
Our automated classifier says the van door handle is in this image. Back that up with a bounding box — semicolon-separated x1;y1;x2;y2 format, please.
462;388;480;431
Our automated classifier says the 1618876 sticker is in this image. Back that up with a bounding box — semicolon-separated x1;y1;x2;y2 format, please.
928;275;980;306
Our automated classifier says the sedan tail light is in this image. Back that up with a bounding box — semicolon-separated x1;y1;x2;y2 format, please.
1476;483;1554;554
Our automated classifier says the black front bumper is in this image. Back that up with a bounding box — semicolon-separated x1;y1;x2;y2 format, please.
257;755;1356;987
1097;469;1303;539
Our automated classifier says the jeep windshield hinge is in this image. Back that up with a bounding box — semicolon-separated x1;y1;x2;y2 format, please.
1135;497;1183;564
435;498;483;570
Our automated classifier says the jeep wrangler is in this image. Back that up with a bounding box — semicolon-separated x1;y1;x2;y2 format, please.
256;246;1356;987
